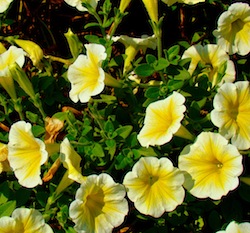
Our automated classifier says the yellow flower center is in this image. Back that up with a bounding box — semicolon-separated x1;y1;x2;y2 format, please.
149;175;159;186
216;162;223;169
231;19;244;33
228;106;239;120
85;188;105;216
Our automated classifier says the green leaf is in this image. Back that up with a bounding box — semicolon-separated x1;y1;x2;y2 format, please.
32;125;45;137
84;35;102;44
136;147;158;157
104;120;114;135
115;125;133;139
103;17;114;28
145;86;159;99
0;182;10;205
154;58;169;71
167;45;180;60
84;22;101;29
65;227;77;233
26;111;40;123
134;63;154;77
92;143;105;158
52;112;67;121
167;79;184;92
100;95;117;101
81;125;92;136
126;132;139;148
146;54;157;64
0;201;16;217
105;139;116;159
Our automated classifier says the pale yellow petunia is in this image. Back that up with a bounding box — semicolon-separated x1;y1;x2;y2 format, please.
8;121;48;188
162;0;205;7
112;35;157;73
213;2;250;56
64;0;100;11
67;43;107;103
69;173;128;233
0;208;53;233
211;81;250;150
0;0;14;13
182;44;235;87
123;156;185;217
137;91;186;147
0;46;25;100
60;137;85;183
178;132;243;200
216;220;250;233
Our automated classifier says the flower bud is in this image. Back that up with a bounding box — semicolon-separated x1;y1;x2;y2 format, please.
142;0;158;23
14;39;43;68
119;0;131;13
8;63;36;99
64;28;83;61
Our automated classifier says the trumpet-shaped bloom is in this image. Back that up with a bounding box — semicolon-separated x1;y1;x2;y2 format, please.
60;137;85;183
112;35;157;73
211;81;250;150
67;43;107;103
119;0;132;13
182;44;235;87
0;46;25;77
141;0;158;23
64;0;100;12
8;121;48;188
0;0;14;13
216;221;250;233
123;157;185;218
0;208;53;233
14;39;43;67
161;0;205;7
178;132;243;200
213;2;250;56
69;173;128;233
138;92;186;147
0;46;25;100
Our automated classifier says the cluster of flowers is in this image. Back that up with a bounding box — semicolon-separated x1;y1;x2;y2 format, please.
0;0;250;232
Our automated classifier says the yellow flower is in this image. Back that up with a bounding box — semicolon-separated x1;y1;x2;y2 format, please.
119;0;132;13
0;142;11;174
0;0;14;13
182;44;235;87
123;156;185;217
64;28;83;61
211;81;250;150
137;92;186;147
213;2;250;56
8;121;48;188
69;173;128;233
178;132;243;200
112;35;157;73
60;137;85;183
162;0;205;6
216;221;250;233
64;0;100;11
67;43;107;103
0;208;53;233
0;46;25;100
14;39;43;67
141;0;158;23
